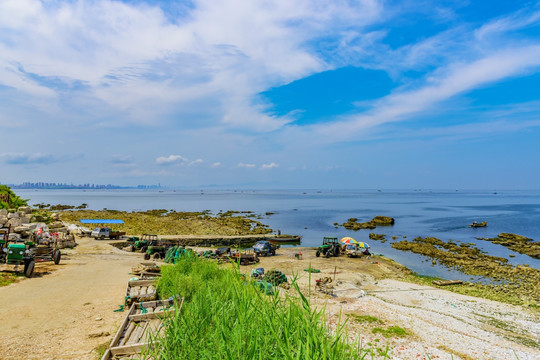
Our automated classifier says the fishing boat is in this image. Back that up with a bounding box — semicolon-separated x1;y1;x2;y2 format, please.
469;221;487;228
264;235;302;243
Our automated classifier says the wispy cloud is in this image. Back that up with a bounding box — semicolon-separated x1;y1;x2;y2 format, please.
261;162;279;170
211;162;222;168
188;159;203;166
237;162;256;168
156;154;188;165
110;155;135;166
310;45;540;140
1;152;61;165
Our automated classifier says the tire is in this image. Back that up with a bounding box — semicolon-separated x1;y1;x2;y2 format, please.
315;251;320;257
24;260;35;278
271;250;276;256
325;251;331;258
144;253;151;260
53;250;61;265
100;236;105;240
153;253;161;260
140;246;148;254
333;247;340;257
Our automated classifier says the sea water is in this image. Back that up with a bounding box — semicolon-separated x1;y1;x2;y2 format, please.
18;189;540;280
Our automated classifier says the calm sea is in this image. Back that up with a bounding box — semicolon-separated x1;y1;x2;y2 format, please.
18;189;540;280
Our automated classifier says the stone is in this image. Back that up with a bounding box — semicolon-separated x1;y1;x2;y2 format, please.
14;224;32;232
49;221;64;229
8;218;22;228
0;209;7;215
7;212;19;219
18;206;32;214
51;213;60;220
8;233;21;241
19;216;30;224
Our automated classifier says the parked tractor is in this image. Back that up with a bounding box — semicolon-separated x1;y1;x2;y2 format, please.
1;225;61;278
131;234;159;253
143;239;176;260
315;237;341;258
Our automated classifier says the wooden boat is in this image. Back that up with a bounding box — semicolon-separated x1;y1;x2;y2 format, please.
469;221;487;228
264;235;302;243
101;297;183;360
433;280;463;286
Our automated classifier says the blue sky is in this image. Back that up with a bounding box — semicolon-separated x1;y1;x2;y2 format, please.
1;0;540;189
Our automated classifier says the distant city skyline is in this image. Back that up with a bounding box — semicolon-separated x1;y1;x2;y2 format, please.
7;182;162;190
1;1;540;189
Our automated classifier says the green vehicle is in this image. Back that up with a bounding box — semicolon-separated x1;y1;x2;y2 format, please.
1;226;61;278
315;237;341;258
131;234;159;253
143;239;176;260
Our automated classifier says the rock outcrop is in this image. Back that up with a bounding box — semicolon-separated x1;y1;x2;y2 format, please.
342;216;395;230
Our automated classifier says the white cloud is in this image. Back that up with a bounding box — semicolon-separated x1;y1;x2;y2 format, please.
211;162;222;168
0;0;383;132
474;7;540;40
188;159;203;166
261;162;279;170
237;162;256;168
308;45;540;141
156;154;188;165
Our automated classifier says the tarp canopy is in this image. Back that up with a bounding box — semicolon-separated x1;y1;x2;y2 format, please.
79;219;124;224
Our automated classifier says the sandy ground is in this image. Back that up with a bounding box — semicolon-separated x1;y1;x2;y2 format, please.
0;239;538;360
0;237;142;360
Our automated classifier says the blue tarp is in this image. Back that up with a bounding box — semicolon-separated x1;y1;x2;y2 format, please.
79;219;124;224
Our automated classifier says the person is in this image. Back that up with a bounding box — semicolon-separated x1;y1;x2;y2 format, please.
363;248;371;258
277;229;281;235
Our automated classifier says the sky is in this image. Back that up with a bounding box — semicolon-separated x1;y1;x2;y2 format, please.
1;0;540;189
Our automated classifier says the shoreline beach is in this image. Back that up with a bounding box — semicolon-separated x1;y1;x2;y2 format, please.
0;236;538;359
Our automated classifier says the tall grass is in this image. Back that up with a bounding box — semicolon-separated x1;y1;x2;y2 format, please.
148;255;372;359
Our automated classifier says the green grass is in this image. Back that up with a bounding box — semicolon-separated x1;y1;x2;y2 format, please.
371;326;408;338
0;273;21;287
347;314;382;324
147;255;383;359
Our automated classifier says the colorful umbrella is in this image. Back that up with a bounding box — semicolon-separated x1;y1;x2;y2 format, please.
357;242;370;249
340;237;358;245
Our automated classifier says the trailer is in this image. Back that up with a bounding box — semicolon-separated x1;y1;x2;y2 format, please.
1;225;61;277
101;297;183;360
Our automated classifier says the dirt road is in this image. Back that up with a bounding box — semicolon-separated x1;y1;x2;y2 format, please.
0;237;142;360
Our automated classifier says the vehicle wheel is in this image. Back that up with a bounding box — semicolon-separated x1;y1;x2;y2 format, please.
153;253;161;260
140;246;147;253
144;253;151;260
53;250;61;264
271;250;276;256
100;235;105;240
315;251;320;257
325;251;331;258
347;254;352;258
24;260;35;278
333;247;340;257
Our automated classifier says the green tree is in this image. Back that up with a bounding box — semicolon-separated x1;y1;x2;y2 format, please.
0;185;29;209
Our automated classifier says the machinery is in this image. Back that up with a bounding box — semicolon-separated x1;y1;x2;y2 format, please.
315;237;341;258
